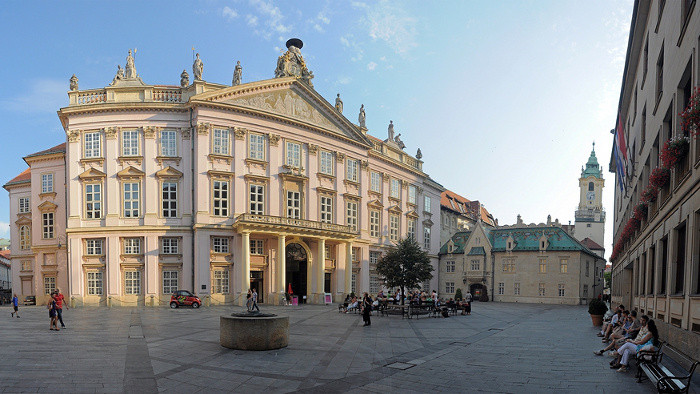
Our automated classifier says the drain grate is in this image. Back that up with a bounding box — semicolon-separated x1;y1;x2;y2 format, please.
385;362;415;370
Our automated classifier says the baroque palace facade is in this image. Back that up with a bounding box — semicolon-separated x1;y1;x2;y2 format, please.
4;40;443;306
608;0;700;359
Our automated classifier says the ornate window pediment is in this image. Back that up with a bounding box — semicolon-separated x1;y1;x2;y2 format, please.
37;201;58;213
78;168;106;180
367;199;383;209
405;209;419;218
156;166;183;179
422;218;434;227
116;166;145;179
15;216;32;226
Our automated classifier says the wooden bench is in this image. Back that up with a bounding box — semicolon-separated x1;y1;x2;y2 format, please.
636;342;699;393
382;304;409;318
408;303;434;319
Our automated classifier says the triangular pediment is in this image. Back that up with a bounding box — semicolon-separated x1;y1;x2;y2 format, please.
156;166;183;179
192;78;373;148
37;201;58;212
388;205;403;214
405;208;419;218
15;215;32;226
78;168;106;180
117;166;145;179
367;199;383;209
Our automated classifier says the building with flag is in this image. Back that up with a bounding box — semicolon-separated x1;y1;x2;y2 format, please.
608;0;700;360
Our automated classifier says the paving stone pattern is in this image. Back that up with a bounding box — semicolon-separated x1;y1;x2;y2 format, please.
0;302;687;393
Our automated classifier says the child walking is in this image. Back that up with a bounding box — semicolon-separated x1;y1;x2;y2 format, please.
48;298;59;331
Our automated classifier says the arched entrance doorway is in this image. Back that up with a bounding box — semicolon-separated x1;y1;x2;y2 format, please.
286;243;308;303
470;283;487;301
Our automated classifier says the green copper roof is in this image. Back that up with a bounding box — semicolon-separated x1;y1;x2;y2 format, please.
581;143;602;179
488;226;598;257
467;247;486;255
439;231;471;254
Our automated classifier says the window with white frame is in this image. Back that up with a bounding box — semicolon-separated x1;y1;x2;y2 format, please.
122;130;139;156
369;251;380;294
346;158;358;182
41;174;53;194
84;131;101;158
389;214;399;242
87;271;103;295
124;271;141;295
213;237;229;253
123;238;141;255
85;183;102;219
286;141;301;168
286;191;301;219
390;179;400;199
213;180;229;217
162;182;177;218
319;150;334;175
320;196;333;223
161;130;177;157
213;128;230;155
212;269;229;293
408;185;416;204
42;212;54;239
248;133;265;160
471;259;480;271
44;276;56;295
445;261;455;273
407;218;417;239
369;210;380;237
445;282;455;293
514;282;520;295
558;284;565;297
538;283;545;296
370;171;381;193
161;238;179;254
249;184;264;215
19;225;30;250
123;182;140;218
250;239;264;255
424;195;431;213
498;282;504;295
162;271;178;294
560;259;568;273
346;201;358;231
19;197;30;213
423;226;431;249
86;239;103;255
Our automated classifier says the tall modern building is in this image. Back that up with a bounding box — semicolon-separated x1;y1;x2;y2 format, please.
608;0;699;360
4;40;444;306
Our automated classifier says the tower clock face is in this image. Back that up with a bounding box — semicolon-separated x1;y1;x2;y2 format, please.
587;191;595;201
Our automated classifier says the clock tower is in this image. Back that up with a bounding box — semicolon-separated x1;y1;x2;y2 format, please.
574;143;605;250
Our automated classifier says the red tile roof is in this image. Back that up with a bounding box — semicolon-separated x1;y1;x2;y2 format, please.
0;250;9;258
580;237;604;250
25;142;66;158
441;190;496;226
5;168;31;186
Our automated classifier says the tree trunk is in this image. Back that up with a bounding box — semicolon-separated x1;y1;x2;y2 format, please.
401;286;405;305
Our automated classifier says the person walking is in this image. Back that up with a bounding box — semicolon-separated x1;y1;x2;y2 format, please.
465;291;473;315
53;289;68;328
251;288;260;312
246;288;253;311
48;298;59;331
362;292;372;326
10;293;19;318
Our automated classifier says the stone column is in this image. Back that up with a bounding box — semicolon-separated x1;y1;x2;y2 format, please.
345;242;353;296
277;234;286;304
241;232;251;306
317;238;326;303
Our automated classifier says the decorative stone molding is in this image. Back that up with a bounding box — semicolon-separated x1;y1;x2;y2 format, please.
78;167;107;180
234;127;247;140
208;154;232;165
268;133;280;146
67;129;81;143
197;123;211;135
143;126;161;139
155;166;183;179
308;144;318;155
336;152;345;162
382;172;391;182
116;166;145;180
104;127;120;140
244;158;268;170
180;127;191;140
401;179;409;190
360;160;369;169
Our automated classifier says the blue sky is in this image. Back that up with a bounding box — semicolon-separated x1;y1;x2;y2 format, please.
0;1;633;257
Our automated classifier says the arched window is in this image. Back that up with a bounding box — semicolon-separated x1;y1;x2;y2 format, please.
19;225;30;250
588;182;594;191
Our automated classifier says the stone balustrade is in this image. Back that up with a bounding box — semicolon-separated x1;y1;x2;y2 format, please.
234;213;357;235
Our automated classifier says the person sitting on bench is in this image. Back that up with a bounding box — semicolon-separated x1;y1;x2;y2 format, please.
594;310;640;356
610;315;659;373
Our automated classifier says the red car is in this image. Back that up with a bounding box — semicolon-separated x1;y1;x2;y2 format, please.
170;290;201;309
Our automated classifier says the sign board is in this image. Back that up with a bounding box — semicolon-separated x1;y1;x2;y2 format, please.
324;293;332;304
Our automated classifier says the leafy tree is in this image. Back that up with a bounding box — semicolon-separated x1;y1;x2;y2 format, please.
603;271;611;288
375;237;433;305
454;288;463;301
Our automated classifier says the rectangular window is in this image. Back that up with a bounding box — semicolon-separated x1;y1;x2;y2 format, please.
212;269;229;293
539;259;547;273
42;212;54;239
286;141;301;168
560;259;568;273
84;131;101;158
19;226;30;250
162;182;177;218
86;239;103;255
558;284;565;297
502;259;515;272
249;184;264;215
498;282;504;295
514;282;520;295
656;46;664;104
162;271;178;294
424;195;431;213
124;238;141;255
585;261;590;277
123;182;140;218
320;196;333;223
390;179;400;199
250;240;264;255
583;284;588;298
42;174;53;193
87;272;103;295
213;181;229;217
287;191;301;219
424;226;431;249
161;130;177;157
369;251;380;294
538;283;545;297
446;261;455;273
161;238;179;254
213;237;229;253
122;130;139;156
471;259;480;271
408;185;416;204
249;133;265;160
369;210;380;237
85;183;102;219
370;171;381;193
19;197;30;213
44;276;56;295
21;261;31;271
319;150;334;175
346;159;358;182
407;218;416;239
213;128;230;155
346;201;358;231
445;282;455;293
124;271;141;295
389;214;399;241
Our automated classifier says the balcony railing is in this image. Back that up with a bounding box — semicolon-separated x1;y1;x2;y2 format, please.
76;89;107;105
153;88;183;103
234;213;357;236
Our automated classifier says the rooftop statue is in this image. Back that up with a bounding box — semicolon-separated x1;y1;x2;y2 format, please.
274;38;314;87
180;69;189;87
358;104;366;128
416;148;422;160
125;49;137;79
193;53;204;81
387;120;395;140
111;65;125;85
69;74;78;91
395;133;405;150
232;60;242;86
335;93;343;113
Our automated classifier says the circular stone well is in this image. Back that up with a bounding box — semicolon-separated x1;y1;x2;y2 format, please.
220;313;289;351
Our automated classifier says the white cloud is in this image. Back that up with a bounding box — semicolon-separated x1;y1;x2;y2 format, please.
337;76;351;85
317;11;330;25
246;14;258;27
313;23;325;33
360;1;417;56
340;34;364;62
248;0;291;39
0;221;8;239
367;61;377;71
222;6;238;20
2;78;67;113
